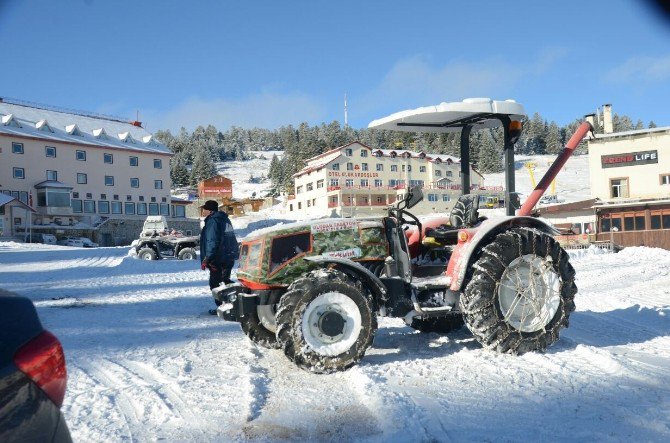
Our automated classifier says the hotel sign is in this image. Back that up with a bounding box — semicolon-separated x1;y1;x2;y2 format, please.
601;150;658;168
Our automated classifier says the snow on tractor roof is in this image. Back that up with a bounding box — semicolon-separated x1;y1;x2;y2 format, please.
368;98;525;133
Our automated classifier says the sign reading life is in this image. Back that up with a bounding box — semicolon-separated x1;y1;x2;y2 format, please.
601;150;658;168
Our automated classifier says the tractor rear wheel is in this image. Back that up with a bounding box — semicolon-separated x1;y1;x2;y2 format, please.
460;228;576;354
276;269;376;373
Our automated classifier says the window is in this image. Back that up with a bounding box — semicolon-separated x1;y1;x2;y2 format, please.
73;192;79;198
125;202;135;215
45;146;56;157
391;165;398;172
98;201;110;214
362;163;369;171
139;196;144;201
45;170;57;181
77;173;87;184
154;180;163;189
12;142;24;154
130;156;138;167
317;179;324;189
443;194;450;202
345;179;354;187
104;153;113;164
428;194;438;202
105;176;114;186
407;165;412;172
298;202;302;210
296;185;303;194
76;150;86;161
131;178;139;188
661;174;670;185
402;165;405;172
610;178;629;198
101;194;107;199
160;203;170;216
83;200;95;213
376;164;384;171
150;197;156;202
111;201;122;214
149;203;159;215
360;150;368;157
374;179;383;187
306;182;313;192
154;159;162;169
86;193;92;199
174;205;185;217
329;179;339;187
446;171;453;177
347;163;353;171
420;166;426;172
361;179;369;187
345;148;353;156
435;170;442;177
126;195;132;201
269;232;311;273
137;203;147;215
332;163;340;171
71;199;82;213
13;167;24;179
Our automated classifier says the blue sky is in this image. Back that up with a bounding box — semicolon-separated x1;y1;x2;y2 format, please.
1;0;669;132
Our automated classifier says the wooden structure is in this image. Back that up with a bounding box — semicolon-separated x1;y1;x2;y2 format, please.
198;175;232;199
594;199;670;250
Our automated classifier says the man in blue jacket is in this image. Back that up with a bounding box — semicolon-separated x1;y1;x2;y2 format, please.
199;200;239;314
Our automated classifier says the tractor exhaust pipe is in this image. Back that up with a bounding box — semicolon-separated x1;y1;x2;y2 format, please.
517;121;594;216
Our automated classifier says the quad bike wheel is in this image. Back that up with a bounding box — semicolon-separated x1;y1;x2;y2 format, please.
241;305;280;349
276;269;377;373
178;247;197;260
138;247;157;260
460;228;577;354
409;314;464;333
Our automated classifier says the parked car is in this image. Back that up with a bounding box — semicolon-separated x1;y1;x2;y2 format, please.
28;233;57;245
0;291;72;442
73;237;98;248
57;237;85;247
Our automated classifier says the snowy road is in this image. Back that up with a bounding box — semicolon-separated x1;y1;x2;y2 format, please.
1;243;669;441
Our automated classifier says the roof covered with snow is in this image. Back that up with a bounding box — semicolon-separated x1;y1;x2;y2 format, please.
0;193;35;211
590;125;670;142
369;98;525;133
0;100;171;155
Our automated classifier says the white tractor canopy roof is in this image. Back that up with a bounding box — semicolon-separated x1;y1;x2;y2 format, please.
368;98;525;133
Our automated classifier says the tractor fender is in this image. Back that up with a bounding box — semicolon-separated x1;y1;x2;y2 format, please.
303;256;388;301
448;216;559;292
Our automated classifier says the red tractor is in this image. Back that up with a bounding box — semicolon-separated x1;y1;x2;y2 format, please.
214;98;593;373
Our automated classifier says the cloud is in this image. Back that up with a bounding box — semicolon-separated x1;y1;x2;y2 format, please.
142;90;327;132
358;56;524;117
532;47;569;74
604;55;670;84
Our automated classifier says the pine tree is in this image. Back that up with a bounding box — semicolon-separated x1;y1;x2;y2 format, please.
476;130;503;173
171;157;190;187
190;150;217;186
545;122;562;154
649;121;657;128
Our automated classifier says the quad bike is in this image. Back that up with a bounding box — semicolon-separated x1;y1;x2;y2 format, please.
213;98;593;373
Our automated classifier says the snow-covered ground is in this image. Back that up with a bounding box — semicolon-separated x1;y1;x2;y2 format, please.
1;242;669;441
218;150;283;200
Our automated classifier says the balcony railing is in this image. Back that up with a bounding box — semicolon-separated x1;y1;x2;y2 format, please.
326;183;503;192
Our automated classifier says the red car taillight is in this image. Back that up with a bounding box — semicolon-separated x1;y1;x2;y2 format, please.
13;330;67;407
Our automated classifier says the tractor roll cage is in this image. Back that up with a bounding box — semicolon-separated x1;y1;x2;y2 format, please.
398;113;518;216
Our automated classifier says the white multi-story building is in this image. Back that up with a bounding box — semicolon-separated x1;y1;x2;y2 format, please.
0;99;186;235
289;141;493;217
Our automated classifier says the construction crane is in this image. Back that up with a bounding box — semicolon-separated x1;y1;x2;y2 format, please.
526;161;557;202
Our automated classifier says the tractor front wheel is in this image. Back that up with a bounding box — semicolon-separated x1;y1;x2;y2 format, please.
241;305;280;349
276;269;376;373
460;228;576;354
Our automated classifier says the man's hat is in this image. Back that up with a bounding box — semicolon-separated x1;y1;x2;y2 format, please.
200;200;219;211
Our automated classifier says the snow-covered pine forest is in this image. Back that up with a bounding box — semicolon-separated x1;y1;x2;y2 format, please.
154;112;658;195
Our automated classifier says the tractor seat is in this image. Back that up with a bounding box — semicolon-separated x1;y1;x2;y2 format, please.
421;194;481;248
